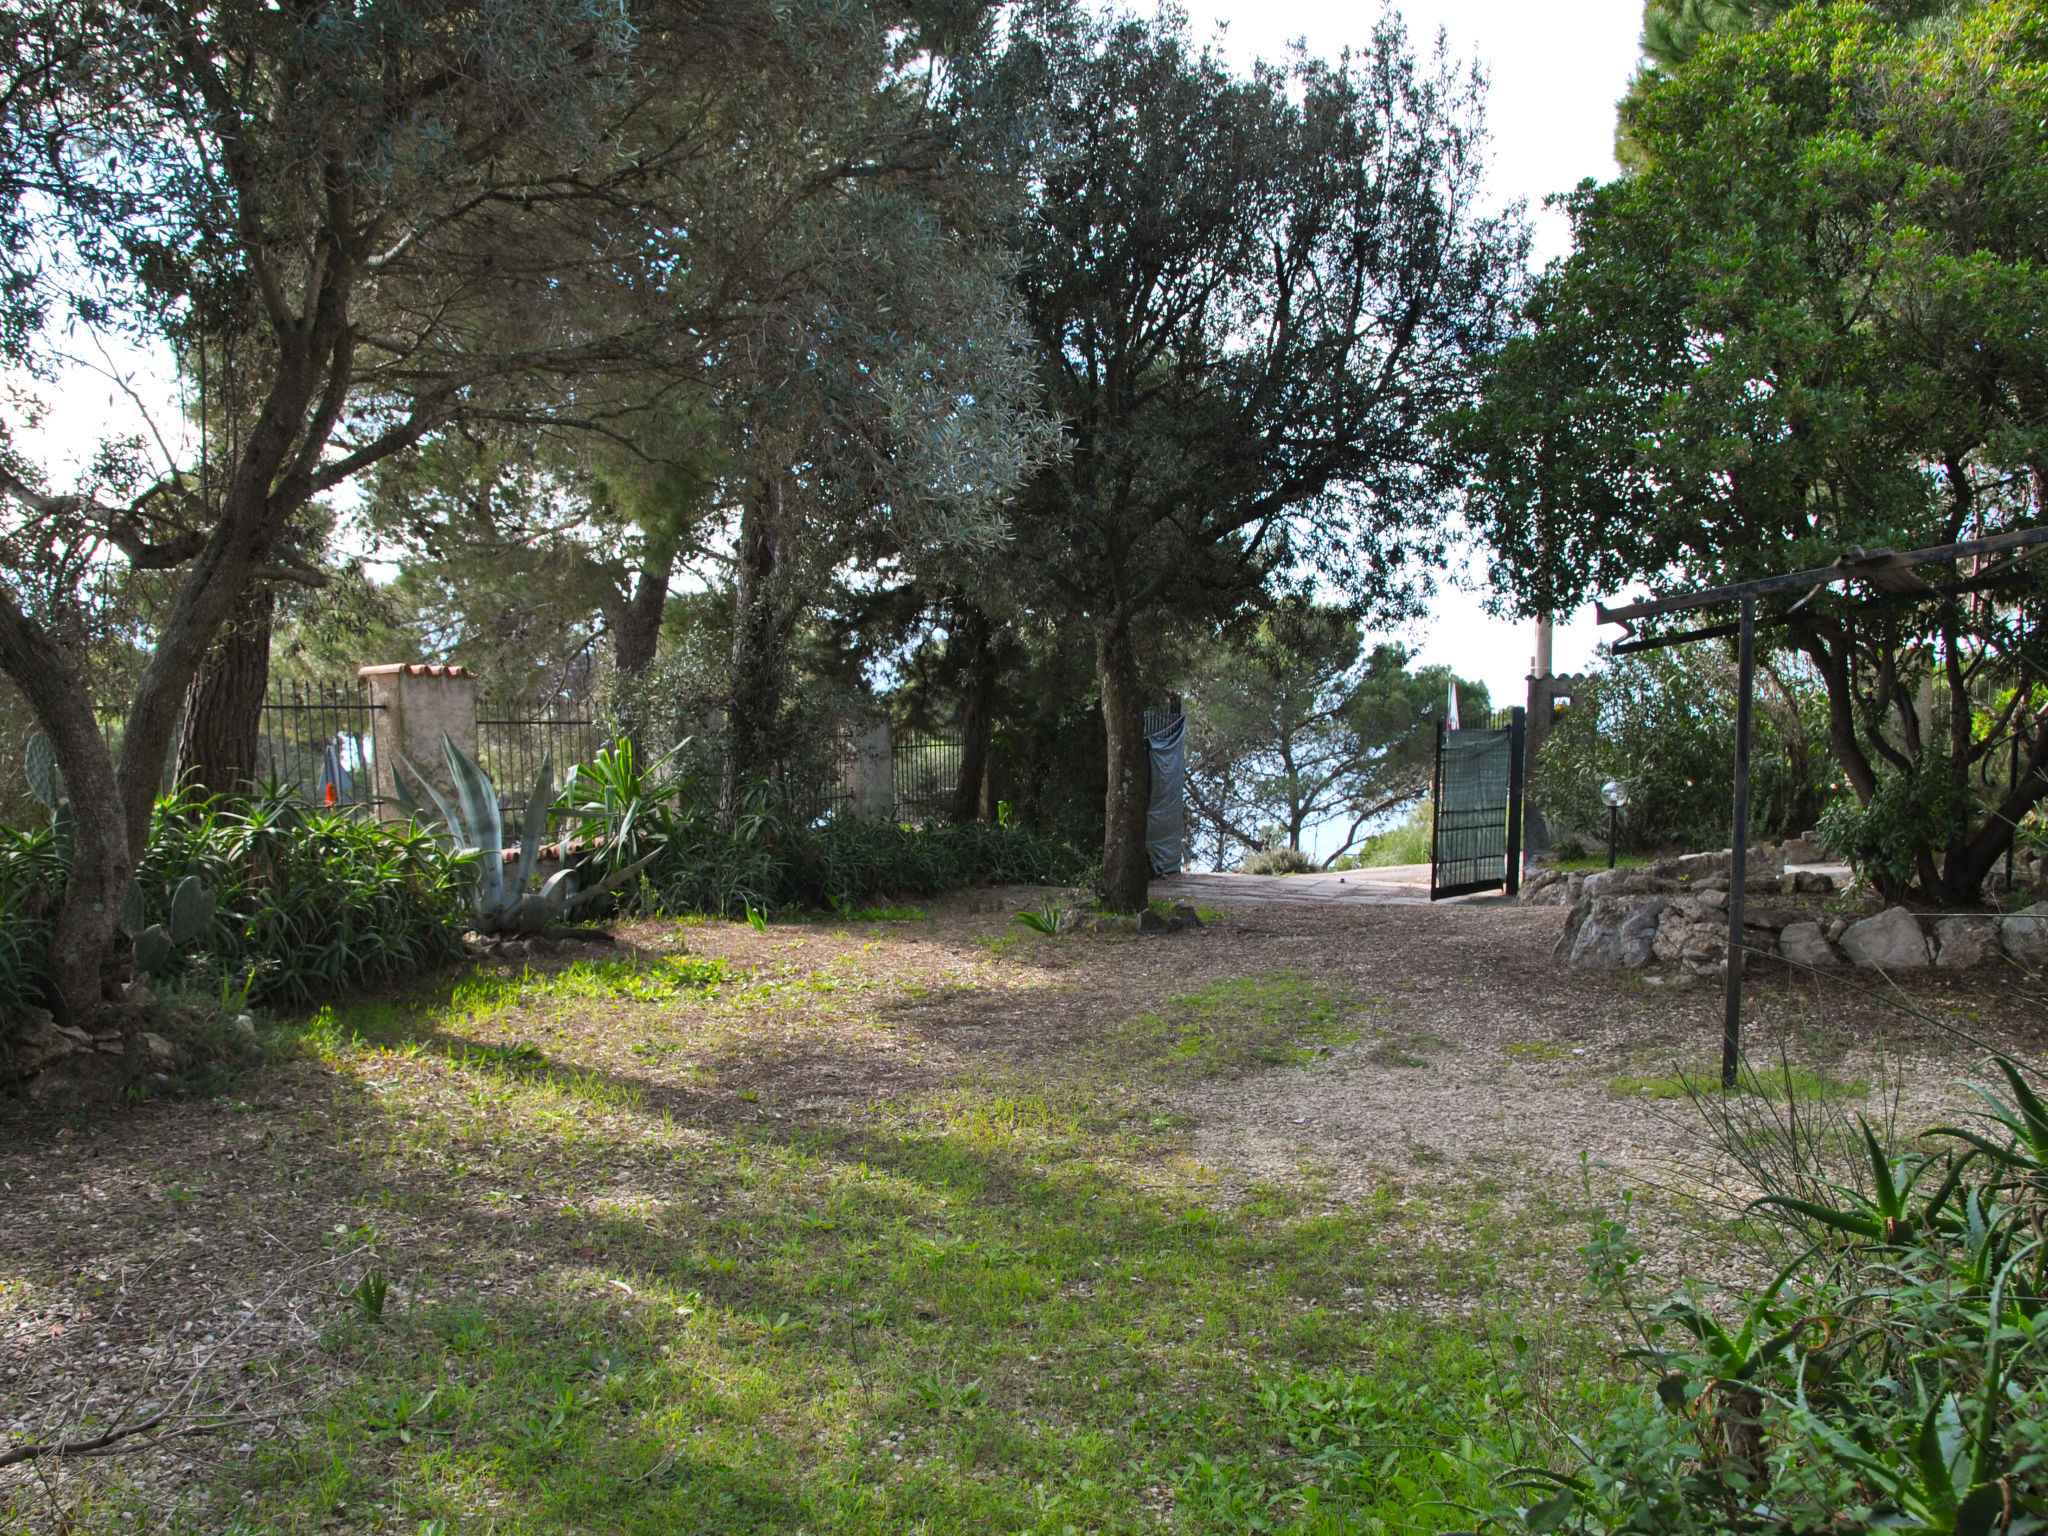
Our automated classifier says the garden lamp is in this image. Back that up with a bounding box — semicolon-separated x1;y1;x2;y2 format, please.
1600;779;1628;869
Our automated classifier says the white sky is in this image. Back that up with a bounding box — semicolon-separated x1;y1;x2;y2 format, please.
1181;0;1646;709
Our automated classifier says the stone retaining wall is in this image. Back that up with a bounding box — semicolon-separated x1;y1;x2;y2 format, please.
1525;852;2048;975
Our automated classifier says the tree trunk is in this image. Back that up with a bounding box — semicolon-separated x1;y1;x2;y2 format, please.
0;598;130;1022
1096;621;1150;912
173;582;276;799
729;476;786;791
951;601;997;825
613;538;675;678
607;538;676;753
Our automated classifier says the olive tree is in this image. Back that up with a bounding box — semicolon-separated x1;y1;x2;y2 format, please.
0;0;996;1020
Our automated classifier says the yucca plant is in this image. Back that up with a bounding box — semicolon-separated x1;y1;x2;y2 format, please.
559;738;692;891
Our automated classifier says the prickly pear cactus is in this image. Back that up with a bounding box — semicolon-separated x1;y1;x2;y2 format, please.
169;876;214;945
24;733;63;812
132;924;172;978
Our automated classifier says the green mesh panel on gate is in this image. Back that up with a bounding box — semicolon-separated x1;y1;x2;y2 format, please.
1435;728;1510;892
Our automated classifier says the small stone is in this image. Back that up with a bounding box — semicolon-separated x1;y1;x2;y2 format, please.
1934;916;2001;970
1137;908;1170;935
1826;916;1851;943
140;1032;177;1063
1779;921;1841;970
95;1036;125;1056
233;1014;256;1034
1840;906;1931;970
1792;871;1837;895
1168;903;1203;928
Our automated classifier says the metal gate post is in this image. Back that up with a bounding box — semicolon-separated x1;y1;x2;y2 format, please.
1505;707;1525;896
1722;595;1755;1091
1429;720;1445;902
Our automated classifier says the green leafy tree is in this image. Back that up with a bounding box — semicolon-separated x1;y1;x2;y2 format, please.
1448;0;2048;904
1185;600;1487;867
988;5;1526;909
1534;644;1836;856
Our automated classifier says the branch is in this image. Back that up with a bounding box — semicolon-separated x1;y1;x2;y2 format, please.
0;465;208;569
249;558;329;589
0;1413;167;1468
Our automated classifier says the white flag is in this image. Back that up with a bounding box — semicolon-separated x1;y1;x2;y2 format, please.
1447;680;1461;731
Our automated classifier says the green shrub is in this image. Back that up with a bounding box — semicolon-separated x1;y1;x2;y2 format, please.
1334;801;1432;868
1534;645;1835;855
0;756;1089;1015
645;799;1089;917
139;791;472;1007
0;790;471;1013
1240;844;1313;875
0;825;63;1014
1817;749;1969;898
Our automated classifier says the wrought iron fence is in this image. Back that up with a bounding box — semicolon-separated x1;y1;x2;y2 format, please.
778;728;857;826
477;701;603;835
892;732;962;824
257;679;381;809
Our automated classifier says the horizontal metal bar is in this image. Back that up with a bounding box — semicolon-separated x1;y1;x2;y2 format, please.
1595;525;2048;626
1608;560;2038;655
1431;877;1506;900
1613;620;1748;655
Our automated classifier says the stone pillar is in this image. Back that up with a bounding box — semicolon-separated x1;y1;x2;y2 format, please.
855;722;894;822
359;664;478;821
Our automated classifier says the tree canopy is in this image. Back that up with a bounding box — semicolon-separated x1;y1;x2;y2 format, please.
1450;0;2048;903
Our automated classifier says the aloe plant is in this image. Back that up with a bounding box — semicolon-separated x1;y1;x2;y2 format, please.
397;733;657;936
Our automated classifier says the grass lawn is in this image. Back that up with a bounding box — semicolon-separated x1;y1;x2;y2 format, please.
3;896;1807;1534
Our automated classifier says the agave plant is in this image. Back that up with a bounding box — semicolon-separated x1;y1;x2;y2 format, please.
396;733;657;936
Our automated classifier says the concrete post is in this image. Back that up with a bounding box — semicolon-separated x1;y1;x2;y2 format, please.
855;722;894;821
358;664;478;820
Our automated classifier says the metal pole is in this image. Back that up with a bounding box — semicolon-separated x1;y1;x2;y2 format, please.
1723;594;1756;1092
1506;707;1526;896
1607;807;1618;869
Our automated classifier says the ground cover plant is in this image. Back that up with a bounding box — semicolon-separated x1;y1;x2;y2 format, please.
0;789;470;1014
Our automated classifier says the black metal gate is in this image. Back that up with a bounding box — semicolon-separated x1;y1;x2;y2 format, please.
1430;707;1525;900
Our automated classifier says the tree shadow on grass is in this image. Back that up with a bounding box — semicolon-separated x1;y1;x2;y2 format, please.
0;948;1570;1535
